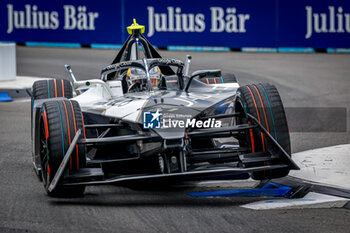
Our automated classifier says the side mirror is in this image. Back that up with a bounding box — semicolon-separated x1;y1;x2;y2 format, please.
185;69;222;92
64;64;77;82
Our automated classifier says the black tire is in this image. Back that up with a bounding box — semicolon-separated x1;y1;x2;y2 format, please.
236;83;290;180
32;79;73;100
40;99;86;197
201;73;237;84
222;73;237;83
31;79;73;121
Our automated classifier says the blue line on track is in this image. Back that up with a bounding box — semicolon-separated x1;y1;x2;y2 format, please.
327;48;350;53
26;42;81;48
278;47;314;53
167;46;230;52
91;44;123;49
242;48;277;53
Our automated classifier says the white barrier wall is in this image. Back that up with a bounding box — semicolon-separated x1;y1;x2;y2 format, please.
0;43;16;81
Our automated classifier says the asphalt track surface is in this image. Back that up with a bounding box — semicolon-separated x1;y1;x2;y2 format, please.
0;46;349;232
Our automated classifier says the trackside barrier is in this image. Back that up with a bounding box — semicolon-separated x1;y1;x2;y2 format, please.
0;43;16;81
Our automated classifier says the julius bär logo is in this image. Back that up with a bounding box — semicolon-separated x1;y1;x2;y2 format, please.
143;110;162;129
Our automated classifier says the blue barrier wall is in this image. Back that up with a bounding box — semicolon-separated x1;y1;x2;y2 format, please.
279;1;350;48
0;0;349;48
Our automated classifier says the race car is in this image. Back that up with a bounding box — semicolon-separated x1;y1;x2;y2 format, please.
30;20;299;197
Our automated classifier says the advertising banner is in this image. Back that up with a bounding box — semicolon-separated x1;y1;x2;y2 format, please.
0;0;349;48
279;0;350;48
0;0;122;44
123;0;276;47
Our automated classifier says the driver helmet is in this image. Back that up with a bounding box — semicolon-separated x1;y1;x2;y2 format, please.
126;67;162;92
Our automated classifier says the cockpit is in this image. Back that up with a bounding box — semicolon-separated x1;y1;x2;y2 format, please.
101;58;185;94
102;19;184;93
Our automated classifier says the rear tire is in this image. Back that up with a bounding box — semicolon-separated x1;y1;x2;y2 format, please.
236;83;290;180
222;73;237;83
201;73;237;84
32;79;73;100
40;99;86;197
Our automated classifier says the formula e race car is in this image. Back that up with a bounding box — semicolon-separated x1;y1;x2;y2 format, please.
31;20;299;196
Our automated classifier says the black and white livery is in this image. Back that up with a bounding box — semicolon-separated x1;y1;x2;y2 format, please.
31;20;299;196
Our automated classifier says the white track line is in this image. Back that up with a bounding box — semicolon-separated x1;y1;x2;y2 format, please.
12;98;31;103
0;76;51;89
241;192;349;210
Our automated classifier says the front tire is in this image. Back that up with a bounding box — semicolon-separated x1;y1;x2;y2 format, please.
236;83;291;180
40;99;86;197
31;79;73;179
